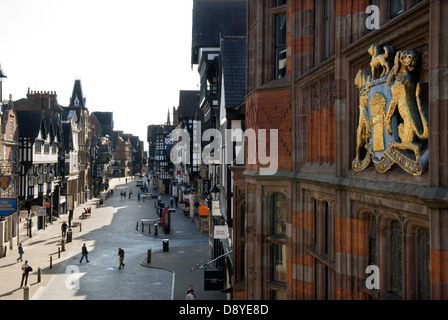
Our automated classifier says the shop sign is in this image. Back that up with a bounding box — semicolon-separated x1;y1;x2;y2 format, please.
0;198;16;217
214;225;228;239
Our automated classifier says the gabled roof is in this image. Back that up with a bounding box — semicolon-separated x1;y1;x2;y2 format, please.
91;111;113;136
16;110;45;138
62;122;73;152
68;79;86;108
89;113;100;124
61;109;78;123
0;64;6;78
91;111;113;126
220;36;246;109
43;113;62;144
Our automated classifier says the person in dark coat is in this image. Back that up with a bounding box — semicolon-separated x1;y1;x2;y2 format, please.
61;221;68;238
17;243;24;262
79;243;89;263
118;248;125;269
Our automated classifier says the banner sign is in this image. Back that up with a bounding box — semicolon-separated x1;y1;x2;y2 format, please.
0;198;17;217
66;194;74;211
37;207;46;216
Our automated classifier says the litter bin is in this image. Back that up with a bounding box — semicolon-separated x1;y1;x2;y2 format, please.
37;216;44;230
66;228;73;243
163;239;169;252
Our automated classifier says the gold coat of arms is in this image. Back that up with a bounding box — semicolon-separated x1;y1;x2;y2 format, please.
352;44;429;176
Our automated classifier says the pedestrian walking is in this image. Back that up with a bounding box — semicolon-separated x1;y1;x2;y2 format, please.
129;190;132;199
79;243;89;263
118;248;125;269
20;260;32;287
17;243;24;262
137;191;141;201
120;190;123;201
61;221;68;238
123;191;126;200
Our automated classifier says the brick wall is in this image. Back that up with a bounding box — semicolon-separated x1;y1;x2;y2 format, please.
245;88;292;172
243;0;448;300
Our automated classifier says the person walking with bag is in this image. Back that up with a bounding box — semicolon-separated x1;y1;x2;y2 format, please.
20;260;32;287
79;243;89;263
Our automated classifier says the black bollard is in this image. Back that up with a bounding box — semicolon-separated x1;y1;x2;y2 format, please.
147;249;151;263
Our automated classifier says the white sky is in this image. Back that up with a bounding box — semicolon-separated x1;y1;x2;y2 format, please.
0;0;200;151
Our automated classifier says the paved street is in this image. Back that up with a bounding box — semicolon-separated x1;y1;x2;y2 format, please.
0;177;226;300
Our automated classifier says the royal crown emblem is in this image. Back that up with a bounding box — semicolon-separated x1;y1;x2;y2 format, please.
352;44;429;176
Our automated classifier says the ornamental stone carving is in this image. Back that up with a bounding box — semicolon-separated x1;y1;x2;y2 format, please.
353;44;429;176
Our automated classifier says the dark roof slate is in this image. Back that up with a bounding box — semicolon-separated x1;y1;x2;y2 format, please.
191;0;247;64
0;64;6;78
91;111;114;136
16;110;44;138
178;90;199;120
220;36;246;109
68;79;86;108
62;122;73;152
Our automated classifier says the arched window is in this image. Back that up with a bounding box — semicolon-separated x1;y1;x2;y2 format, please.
391;220;403;297
369;214;377;266
417;228;430;300
272;193;286;236
390;0;403;17
269;192;287;298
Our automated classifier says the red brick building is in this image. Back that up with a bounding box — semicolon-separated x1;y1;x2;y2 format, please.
242;0;448;300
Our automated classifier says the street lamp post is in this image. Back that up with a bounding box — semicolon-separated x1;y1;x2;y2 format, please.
210;184;219;201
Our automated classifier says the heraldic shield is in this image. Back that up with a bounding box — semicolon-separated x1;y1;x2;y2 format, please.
352;44;429;176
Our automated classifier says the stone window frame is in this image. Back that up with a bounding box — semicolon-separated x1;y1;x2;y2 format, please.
263;188;289;299
369;0;425;29
270;1;288;80
358;208;430;300
305;191;335;300
313;0;335;65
